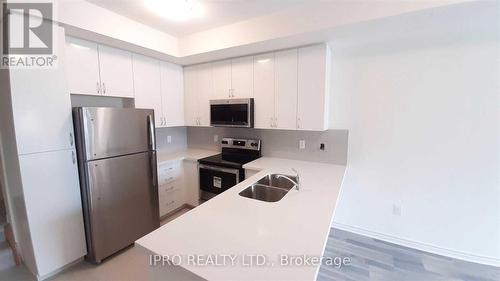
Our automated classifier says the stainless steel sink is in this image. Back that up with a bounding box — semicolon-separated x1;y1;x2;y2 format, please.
239;174;298;202
256;174;298;190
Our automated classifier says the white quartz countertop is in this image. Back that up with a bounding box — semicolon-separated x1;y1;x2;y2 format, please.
157;148;219;164
136;157;346;281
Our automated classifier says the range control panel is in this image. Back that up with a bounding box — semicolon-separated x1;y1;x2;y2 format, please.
221;138;261;151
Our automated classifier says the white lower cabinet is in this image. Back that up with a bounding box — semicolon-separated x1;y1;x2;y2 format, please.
158;160;184;217
157;159;201;217
183;160;200;207
18;149;86;277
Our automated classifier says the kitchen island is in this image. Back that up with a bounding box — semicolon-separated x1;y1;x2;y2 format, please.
136;157;346;281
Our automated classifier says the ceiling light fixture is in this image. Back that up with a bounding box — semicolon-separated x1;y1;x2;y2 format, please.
145;0;204;22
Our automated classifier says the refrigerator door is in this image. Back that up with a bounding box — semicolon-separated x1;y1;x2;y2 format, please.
74;107;155;161
84;151;159;262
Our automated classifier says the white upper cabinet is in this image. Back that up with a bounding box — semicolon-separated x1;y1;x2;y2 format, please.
132;54;163;126
183;63;212;126
10;28;74;155
275;49;298;130
183;66;198;126
98;45;135;98
231;56;254;98
160;62;185;127
65;37;101;96
197;63;213;126
253;53;275;129
297;44;331;131
212;59;232;99
65;37;135;99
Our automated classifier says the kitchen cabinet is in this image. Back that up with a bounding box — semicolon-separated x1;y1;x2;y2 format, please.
212;59;231;99
158;160;185;217
65;37;101;96
183;160;200;206
253;53;276;129
183;63;212;126
18;149;86;277
297;44;331;131
160;62;185;127
132;54;163;126
212;57;253;99
231;56;254;98
98;45;135;98
275;49;298;130
10;37;75;155
183;66;198;126
65;37;134;98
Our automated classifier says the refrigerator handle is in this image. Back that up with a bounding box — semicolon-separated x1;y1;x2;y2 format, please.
150;151;158;191
147;114;156;150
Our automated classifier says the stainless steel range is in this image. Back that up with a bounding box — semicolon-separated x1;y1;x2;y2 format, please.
198;138;261;200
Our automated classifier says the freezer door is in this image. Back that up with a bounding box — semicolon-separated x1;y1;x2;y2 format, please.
84;151;159;262
74;107;155;161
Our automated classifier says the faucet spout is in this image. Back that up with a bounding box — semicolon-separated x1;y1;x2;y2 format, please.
276;169;301;190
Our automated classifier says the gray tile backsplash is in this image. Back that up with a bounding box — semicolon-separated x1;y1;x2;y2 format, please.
156;127;188;153
186;127;348;165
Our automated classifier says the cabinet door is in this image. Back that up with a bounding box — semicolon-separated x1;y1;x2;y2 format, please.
197;63;213;126
183;66;198;126
275;49;298;130
18;149;86;276
212;59;231;99
98;45;135;98
253;53;275;129
65;37;101;96
161;62;185;127
132;54;163;127
231;56;253;98
183;161;199;206
10;27;75;155
297;44;330;131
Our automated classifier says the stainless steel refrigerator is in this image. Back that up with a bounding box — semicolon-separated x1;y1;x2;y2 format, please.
73;107;159;263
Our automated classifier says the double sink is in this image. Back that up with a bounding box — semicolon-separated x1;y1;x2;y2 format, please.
239;174;298;202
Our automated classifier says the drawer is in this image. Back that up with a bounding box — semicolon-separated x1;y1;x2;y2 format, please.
159;185;183;203
158;161;181;173
159;190;183;216
159;181;180;193
158;172;179;185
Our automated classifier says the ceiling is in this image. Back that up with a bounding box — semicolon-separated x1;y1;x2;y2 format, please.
86;0;303;36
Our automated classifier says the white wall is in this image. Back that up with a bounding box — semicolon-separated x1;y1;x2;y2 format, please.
331;1;500;266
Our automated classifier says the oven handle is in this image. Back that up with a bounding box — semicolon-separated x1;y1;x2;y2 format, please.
199;164;240;184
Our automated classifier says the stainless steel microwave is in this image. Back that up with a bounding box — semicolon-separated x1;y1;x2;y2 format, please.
210;98;254;128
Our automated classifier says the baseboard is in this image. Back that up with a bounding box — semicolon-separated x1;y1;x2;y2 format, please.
332;222;500;267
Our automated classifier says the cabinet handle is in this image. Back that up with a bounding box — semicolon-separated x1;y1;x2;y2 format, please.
163;116;167;126
102;82;106;94
69;132;74;146
96;82;100;94
71;151;76;164
297;118;301;129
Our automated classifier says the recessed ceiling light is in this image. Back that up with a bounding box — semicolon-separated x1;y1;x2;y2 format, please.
257;58;270;63
145;0;204;22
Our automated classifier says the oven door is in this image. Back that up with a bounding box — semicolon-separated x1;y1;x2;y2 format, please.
199;164;240;197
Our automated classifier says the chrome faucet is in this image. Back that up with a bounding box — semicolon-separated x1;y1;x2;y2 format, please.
276;168;301;190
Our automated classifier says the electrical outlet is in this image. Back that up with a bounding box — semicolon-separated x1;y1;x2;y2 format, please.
214;135;219;143
320;143;325;150
167;136;172;144
299;140;306;150
392;204;402;216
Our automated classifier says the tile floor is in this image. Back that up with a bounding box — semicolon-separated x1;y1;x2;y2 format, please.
1;211;498;281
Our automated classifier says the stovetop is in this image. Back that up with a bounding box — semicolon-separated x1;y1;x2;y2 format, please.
198;137;261;169
198;153;260;169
